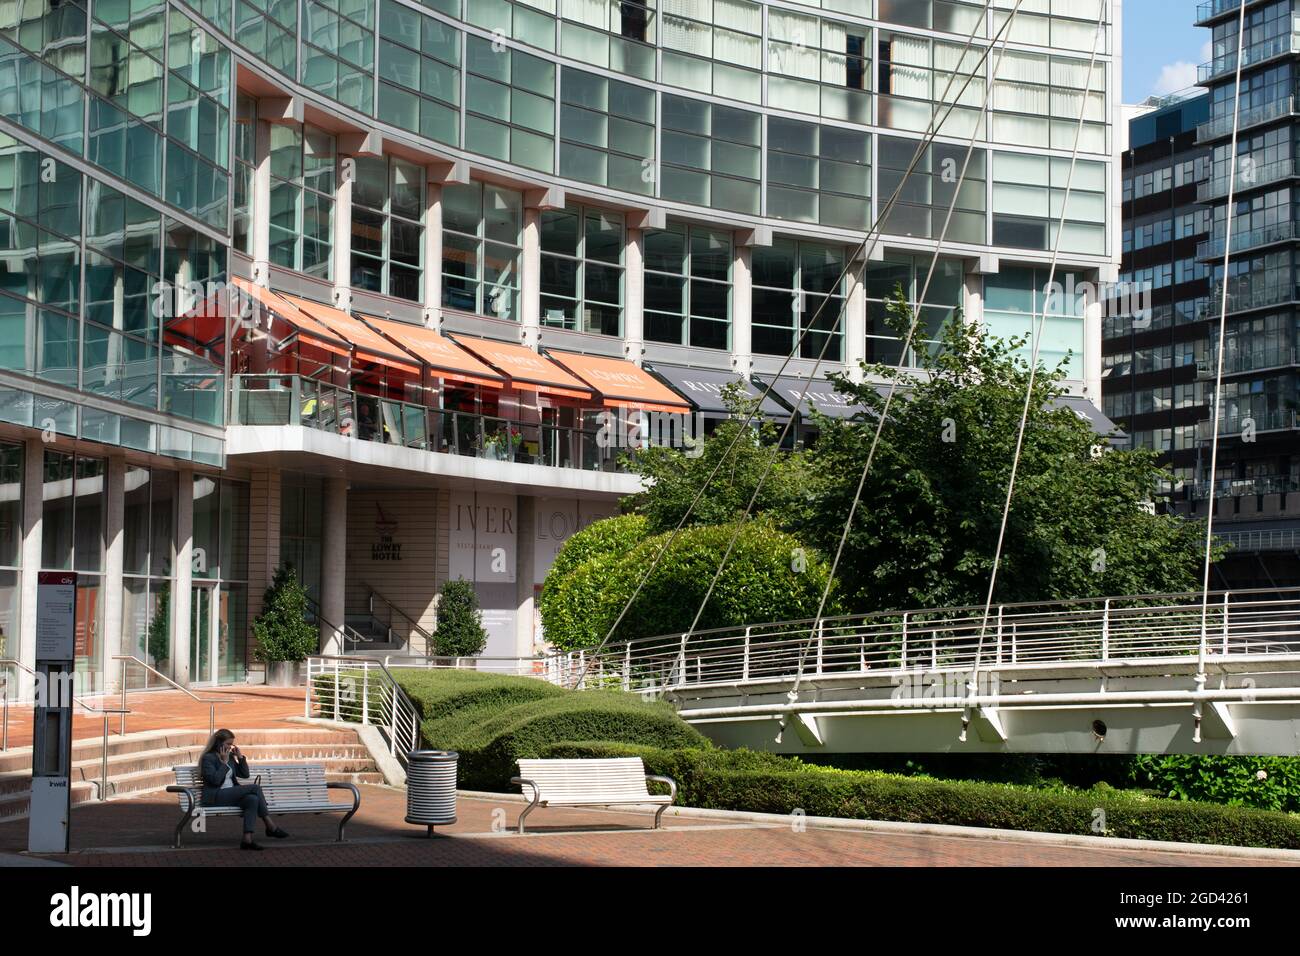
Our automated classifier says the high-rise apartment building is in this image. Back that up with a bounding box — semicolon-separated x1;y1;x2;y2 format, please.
0;0;1121;689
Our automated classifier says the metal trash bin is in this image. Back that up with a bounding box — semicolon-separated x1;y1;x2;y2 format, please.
406;750;458;835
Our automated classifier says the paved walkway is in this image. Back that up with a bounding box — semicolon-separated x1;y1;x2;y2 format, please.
1;785;1291;867
1;687;306;750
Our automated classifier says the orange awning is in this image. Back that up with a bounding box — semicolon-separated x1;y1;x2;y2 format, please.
280;295;421;376
451;336;593;401
230;278;350;358
363;316;506;389
546;350;691;414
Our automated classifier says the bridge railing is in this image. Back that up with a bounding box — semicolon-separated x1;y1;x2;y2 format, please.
552;588;1300;692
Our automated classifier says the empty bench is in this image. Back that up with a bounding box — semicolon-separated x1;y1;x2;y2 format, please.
511;758;677;834
166;764;361;848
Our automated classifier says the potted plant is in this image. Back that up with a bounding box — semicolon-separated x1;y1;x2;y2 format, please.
146;583;170;672
252;564;318;686
433;578;489;661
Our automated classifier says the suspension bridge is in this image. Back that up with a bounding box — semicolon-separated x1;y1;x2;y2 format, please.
536;587;1300;756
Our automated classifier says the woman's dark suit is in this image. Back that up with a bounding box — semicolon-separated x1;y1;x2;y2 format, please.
200;750;268;832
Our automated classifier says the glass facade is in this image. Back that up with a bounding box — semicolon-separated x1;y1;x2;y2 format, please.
0;0;1118;682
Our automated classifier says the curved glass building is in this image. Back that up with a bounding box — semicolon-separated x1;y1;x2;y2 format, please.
0;0;1121;687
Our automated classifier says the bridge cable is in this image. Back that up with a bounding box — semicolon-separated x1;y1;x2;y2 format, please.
684;0;1031;696
960;0;1119;740
567;0;1015;690
1195;0;1251;730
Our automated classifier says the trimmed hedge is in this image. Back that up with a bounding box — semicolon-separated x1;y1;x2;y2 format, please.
394;671;708;791
541;742;1300;850
541;517;836;650
1131;754;1300;813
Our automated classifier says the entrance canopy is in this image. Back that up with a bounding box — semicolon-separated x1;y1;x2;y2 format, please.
548;351;690;415
453;335;593;400
281;295;421;376
645;363;790;419
1051;396;1128;443
363;316;505;389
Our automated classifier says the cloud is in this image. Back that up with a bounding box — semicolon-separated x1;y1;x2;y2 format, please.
1152;60;1198;96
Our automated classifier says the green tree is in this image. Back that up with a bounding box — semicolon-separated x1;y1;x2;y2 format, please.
541;518;835;651
623;383;808;534
252;563;318;663
794;292;1216;611
146;583;171;668
434;578;489;657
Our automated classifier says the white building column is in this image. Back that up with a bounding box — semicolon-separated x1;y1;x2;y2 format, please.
731;242;754;376
250;118;273;287
520;206;542;349
16;438;43;698
624;227;645;363
171;470;194;686
964;254;997;334
319;476;347;655
514;494;536;658
423;180;444;327
101;457;125;692
331;153;354;313
843;254;867;382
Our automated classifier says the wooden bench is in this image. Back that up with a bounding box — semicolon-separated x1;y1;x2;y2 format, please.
166;764;361;848
511;758;677;834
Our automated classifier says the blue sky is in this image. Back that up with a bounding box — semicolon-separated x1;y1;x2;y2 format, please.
1122;0;1209;103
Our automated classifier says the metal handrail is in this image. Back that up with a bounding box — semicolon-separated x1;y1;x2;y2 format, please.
113;656;235;737
1;658;131;801
549;588;1300;694
364;582;436;656
304;655;424;768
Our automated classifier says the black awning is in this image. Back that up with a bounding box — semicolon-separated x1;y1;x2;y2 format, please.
1052;396;1128;443
754;374;871;419
645;363;790;419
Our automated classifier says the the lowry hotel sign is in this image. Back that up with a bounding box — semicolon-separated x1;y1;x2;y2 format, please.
371;504;402;561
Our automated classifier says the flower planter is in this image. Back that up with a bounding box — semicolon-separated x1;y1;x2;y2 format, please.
267;661;303;687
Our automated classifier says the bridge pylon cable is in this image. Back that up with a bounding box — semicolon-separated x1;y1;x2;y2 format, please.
1195;0;1251;742
962;0;1110;741
567;0;1016;691
705;0;1032;707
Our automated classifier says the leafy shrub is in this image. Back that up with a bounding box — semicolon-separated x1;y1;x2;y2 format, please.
1130;754;1300;813
542;743;1300;849
394;670;708;790
252;564;317;663
433;579;489;657
540;517;836;650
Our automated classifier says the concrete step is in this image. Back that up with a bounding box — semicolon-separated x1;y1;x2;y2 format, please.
0;727;364;774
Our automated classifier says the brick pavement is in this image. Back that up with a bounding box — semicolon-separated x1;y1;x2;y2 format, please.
0;785;1291;867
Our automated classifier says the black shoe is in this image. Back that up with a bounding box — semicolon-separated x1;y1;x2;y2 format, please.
266;827;290;839
240;841;264;851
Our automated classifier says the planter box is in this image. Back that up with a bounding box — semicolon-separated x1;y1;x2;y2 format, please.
266;661;304;687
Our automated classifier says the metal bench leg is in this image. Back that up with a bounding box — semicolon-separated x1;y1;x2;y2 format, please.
329;781;362;842
512;778;540;834
174;809;194;849
653;805;669;830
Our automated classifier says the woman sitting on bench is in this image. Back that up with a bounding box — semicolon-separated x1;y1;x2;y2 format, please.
200;729;290;850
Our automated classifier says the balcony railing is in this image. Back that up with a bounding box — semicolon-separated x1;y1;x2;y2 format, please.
1210;277;1300;315
1217;528;1300;551
1197;0;1269;25
229;374;626;471
1198;30;1300;83
1192;475;1300;499
1197;345;1299;377
1197;221;1299;260
1198;157;1300;201
1198;97;1300;143
1195;408;1299;439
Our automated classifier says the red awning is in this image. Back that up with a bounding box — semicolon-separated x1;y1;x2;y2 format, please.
363;316;505;389
451;336;593;400
546;350;691;414
280;295;422;376
229;278;350;357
